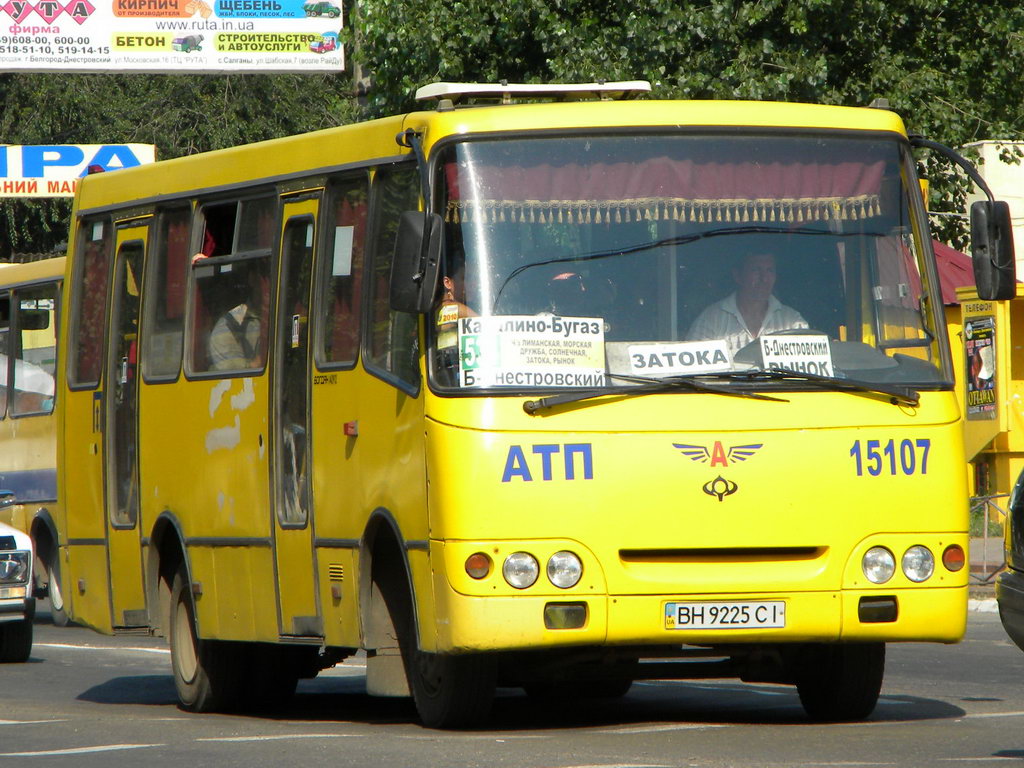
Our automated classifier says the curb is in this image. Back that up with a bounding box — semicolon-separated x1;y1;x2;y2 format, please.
969;597;998;613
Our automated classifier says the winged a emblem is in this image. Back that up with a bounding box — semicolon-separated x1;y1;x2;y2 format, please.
673;442;763;467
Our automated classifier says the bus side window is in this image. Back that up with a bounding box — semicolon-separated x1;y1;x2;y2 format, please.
142;207;191;381
69;217;113;388
365;165;420;388
319;176;368;366
10;284;57;416
189;196;275;375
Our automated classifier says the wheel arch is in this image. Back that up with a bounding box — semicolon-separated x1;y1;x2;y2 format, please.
147;510;190;639
29;506;59;564
358;507;421;651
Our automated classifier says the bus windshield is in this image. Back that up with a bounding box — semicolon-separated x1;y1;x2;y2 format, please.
431;132;949;394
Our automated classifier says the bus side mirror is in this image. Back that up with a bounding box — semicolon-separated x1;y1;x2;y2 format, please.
0;490;16;510
970;200;1016;300
390;211;442;314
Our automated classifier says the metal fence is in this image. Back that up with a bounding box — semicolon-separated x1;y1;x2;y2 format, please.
970;493;1008;585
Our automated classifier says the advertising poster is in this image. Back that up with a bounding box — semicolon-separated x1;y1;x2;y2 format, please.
0;144;156;197
965;316;996;420
0;0;344;72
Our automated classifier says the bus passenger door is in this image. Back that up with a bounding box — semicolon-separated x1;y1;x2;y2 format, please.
272;198;321;638
104;227;147;628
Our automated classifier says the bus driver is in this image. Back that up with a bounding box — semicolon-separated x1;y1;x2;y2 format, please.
686;251;808;359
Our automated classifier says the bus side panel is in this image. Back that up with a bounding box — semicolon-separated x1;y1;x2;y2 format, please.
65;544;113;633
62;387;112;631
316;548;358;645
140;376;278;642
310;369;428;651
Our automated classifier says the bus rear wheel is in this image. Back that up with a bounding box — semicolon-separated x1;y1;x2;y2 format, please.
44;548;68;627
795;642;885;721
169;568;240;712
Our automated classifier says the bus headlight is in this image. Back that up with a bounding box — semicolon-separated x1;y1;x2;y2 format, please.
503;552;539;589
546;551;582;589
862;547;895;584
902;545;934;583
0;551;30;584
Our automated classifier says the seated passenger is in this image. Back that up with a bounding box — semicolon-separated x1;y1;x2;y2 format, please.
208;262;266;371
687;251;808;359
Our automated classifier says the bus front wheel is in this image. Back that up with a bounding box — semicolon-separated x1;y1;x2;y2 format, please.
407;647;497;729
169;567;240;712
795;642;885;721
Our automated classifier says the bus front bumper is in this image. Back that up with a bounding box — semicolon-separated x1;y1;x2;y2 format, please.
430;586;967;652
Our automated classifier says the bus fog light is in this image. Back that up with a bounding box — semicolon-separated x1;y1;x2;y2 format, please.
862;547;895;584
465;552;492;580
544;602;587;629
546;551;582;588
503;552;539;589
902;545;934;582
942;544;965;572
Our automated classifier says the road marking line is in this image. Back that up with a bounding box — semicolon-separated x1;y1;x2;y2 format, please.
596;724;729;734
0;744;163;756
196;734;356;742
962;710;1024;719
34;642;169;655
0;720;67;725
936;759;1020;762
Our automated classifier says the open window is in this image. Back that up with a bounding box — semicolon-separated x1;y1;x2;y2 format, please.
188;195;277;375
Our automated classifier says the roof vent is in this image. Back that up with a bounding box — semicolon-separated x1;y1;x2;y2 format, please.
415;80;652;107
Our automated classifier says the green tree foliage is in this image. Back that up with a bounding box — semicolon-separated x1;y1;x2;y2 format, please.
6;3;1023;256
0;72;356;258
349;0;1024;246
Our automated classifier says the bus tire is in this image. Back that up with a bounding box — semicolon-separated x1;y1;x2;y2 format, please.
407;648;497;729
169;568;240;712
45;548;69;627
795;642;885;721
0;619;32;662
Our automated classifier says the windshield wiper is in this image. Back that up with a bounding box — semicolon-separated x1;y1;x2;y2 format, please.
522;373;787;414
721;369;920;407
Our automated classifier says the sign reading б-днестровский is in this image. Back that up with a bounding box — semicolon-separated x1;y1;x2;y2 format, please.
0;144;156;197
0;0;344;73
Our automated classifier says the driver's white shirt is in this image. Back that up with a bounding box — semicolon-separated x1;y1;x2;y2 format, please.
687;293;808;360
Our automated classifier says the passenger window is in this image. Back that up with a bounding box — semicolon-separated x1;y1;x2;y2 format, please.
189;196;276;375
319;176;368;366
69;217;113;388
142;207;191;380
365;165;420;388
10;284;58;416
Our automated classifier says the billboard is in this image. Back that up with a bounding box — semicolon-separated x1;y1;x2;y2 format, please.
0;0;344;72
0;144;156;198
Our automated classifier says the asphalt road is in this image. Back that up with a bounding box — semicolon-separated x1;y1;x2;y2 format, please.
2;601;1024;767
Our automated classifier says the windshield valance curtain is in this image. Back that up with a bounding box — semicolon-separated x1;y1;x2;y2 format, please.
444;159;885;225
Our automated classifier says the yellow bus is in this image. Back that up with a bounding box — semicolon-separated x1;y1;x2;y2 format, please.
56;81;1014;728
0;257;66;626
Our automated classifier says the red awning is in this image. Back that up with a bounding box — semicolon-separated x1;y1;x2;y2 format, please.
933;240;975;305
